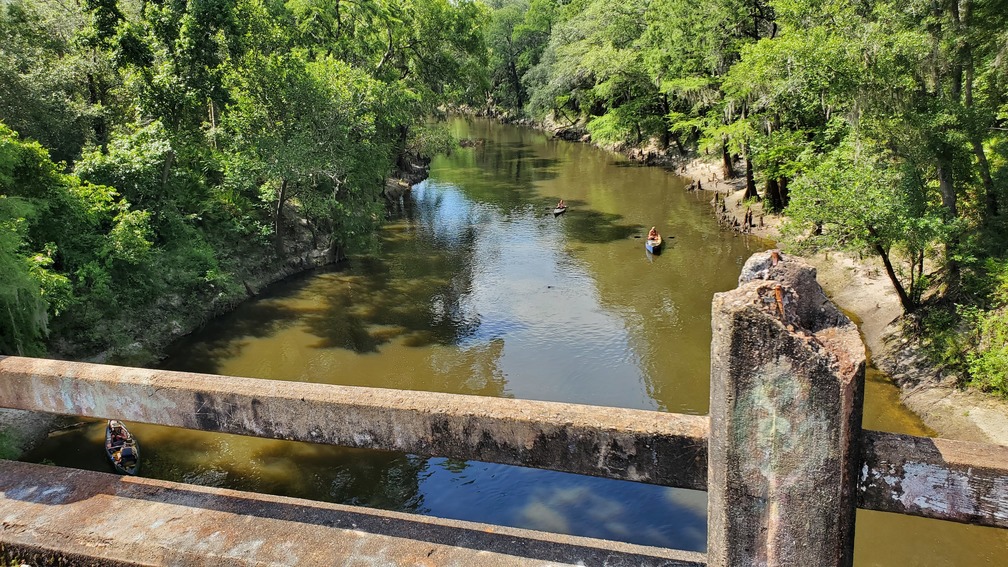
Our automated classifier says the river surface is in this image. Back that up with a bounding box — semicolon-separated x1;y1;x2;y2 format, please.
24;118;1007;565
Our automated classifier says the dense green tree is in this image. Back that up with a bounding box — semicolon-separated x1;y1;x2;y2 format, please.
783;139;943;311
222;49;390;254
642;0;758;160
523;0;657;138
5;0;1002;390
0;0;100;163
0;0;488;358
737;0;1005;300
484;0;556;110
486;1;529;108
0;195;48;356
506;0;1007;393
286;0;393;65
0;121;154;351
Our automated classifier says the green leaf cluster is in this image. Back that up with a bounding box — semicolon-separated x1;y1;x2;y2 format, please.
0;0;487;358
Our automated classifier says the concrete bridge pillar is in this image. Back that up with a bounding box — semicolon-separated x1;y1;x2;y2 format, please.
707;250;866;567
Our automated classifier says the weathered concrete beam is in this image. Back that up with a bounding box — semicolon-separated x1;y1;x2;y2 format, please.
0;460;706;566
859;430;1008;528
708;251;866;567
0;356;708;490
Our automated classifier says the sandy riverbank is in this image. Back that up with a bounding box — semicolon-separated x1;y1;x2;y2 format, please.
676;157;1008;446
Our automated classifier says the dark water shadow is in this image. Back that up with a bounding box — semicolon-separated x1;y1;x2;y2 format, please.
240;442;427;512
435;145;562;209
17;421;428;514
300;190;483;354
562;208;642;244
300;253;480;354
160;275;321;375
525;157;560;170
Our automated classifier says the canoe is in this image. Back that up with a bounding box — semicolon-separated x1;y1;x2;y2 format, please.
553;206;567;216
105;420;140;475
645;235;663;254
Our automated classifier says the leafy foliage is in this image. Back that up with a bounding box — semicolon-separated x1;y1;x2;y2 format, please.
0;0;487;359
486;0;1008;396
959;260;1008;396
966;305;1008;396
0;195;47;356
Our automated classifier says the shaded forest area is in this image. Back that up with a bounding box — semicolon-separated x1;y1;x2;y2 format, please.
3;0;1008;399
483;0;1008;397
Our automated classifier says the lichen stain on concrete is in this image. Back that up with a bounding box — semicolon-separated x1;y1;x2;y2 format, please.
274;540;300;565
347;534;401;567
734;359;830;491
897;462;974;515
37;486;69;505
188;529;224;554
861;461;910;503
5;484;38;502
352;430;376;446
5;483;69;508
224;539;265;561
38;371;182;425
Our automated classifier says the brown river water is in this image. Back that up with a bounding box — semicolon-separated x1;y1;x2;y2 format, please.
24;118;1008;565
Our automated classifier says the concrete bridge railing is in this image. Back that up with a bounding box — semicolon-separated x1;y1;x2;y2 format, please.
1;251;1006;566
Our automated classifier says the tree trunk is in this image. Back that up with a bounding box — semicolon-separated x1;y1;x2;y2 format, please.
949;0;964;104
908;248;926;306
274;179;287;255
876;241;915;312
326;242;344;264
554;105;573;126
743;155;759;201
506;34;524;109
395;125;410;172
207;98;218;149
868;226;915;312
161;149;175;189
672;134;685;157
936;157;960;288
334;0;342;43
722;139;735;179
87;73;108;151
765;177;783;212
660;95;671;150
958;17;995;218
778;176;789;208
972;138;998;218
375;27;394;76
510;59;524;108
